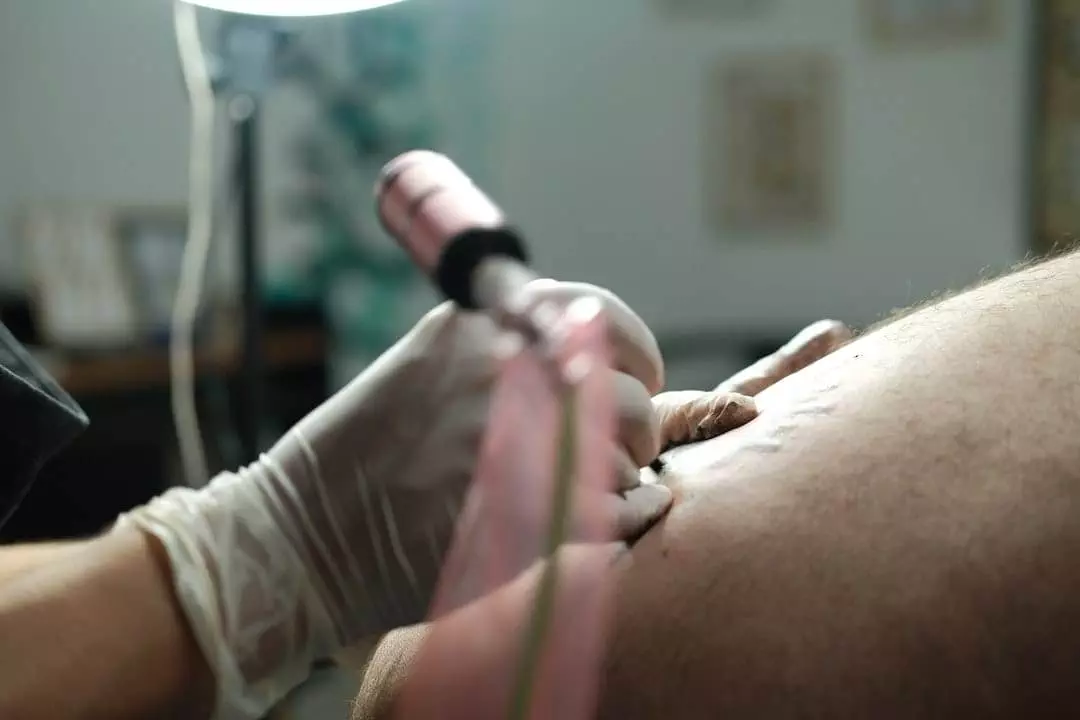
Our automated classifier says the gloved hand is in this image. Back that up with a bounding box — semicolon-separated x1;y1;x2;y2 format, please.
652;320;852;452
115;280;669;720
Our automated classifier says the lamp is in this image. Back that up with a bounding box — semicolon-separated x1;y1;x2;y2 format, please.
178;0;408;471
185;0;405;16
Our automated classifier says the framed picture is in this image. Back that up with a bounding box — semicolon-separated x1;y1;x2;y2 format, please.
114;208;198;342
657;0;773;21
704;52;836;236
865;0;997;46
1034;0;1080;256
20;205;142;350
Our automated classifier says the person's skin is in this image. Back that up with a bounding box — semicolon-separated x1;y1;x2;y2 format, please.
352;248;1080;719
0;531;215;720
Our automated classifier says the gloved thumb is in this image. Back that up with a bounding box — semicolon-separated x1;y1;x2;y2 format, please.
652;390;758;454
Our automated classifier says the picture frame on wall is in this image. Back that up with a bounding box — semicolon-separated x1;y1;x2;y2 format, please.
865;0;998;46
704;51;836;237
657;0;773;21
20;205;142;350
1034;0;1080;257
114;208;203;344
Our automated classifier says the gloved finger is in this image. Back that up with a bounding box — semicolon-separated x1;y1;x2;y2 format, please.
652;390;758;453
718;319;853;397
613;370;661;468
525;280;665;394
604;483;674;544
612;447;644;493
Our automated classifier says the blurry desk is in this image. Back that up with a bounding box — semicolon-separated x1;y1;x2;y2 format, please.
52;327;326;395
1;328;329;543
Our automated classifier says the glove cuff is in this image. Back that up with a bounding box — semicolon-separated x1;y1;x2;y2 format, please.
114;472;337;720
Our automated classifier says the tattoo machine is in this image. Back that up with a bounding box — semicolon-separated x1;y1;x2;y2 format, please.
376;151;619;720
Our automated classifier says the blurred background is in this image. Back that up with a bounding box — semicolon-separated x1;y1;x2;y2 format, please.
0;0;1066;714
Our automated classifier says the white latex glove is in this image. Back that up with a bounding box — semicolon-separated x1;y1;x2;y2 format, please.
652;319;853;452
114;280;670;720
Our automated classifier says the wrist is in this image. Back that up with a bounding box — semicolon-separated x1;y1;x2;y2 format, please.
99;528;217;719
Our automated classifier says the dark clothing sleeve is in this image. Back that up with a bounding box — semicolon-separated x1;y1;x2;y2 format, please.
0;322;88;531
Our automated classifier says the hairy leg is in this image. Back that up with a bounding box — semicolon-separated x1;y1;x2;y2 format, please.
354;250;1080;718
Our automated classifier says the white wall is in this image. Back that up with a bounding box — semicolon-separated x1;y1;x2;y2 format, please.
486;0;1031;333
0;0;1032;334
0;1;184;288
0;0;358;293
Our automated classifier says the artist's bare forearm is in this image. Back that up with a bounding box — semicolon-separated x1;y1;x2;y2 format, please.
0;530;214;720
0;541;72;584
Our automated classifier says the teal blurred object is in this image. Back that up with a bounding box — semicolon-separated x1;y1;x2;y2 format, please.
183;0;407;16
280;2;435;385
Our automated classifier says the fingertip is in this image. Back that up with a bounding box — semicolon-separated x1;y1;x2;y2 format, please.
602;541;630;565
613;448;643;492
721;391;758;417
615;372;662;467
611;483;674;543
792;319;853;350
696;392;758;440
647;480;674;506
523;280;665;393
638;330;665;395
652;390;707;413
616;323;664;396
638;335;665;395
592;286;664;394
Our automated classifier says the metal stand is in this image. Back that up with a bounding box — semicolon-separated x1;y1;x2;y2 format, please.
215;15;280;463
233;95;263;463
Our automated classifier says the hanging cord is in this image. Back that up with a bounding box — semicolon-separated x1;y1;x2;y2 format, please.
171;0;216;486
508;387;579;720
